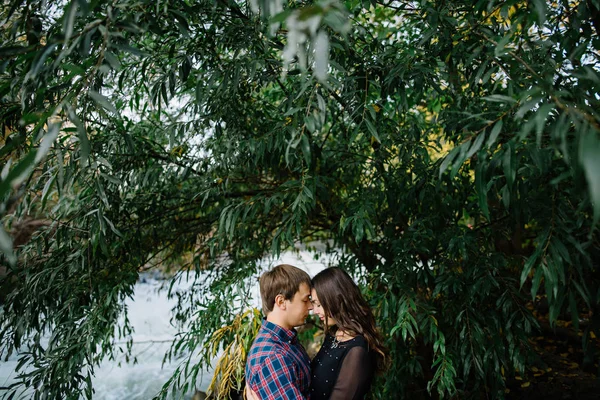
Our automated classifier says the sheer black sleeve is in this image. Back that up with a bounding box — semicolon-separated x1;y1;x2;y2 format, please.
328;346;373;400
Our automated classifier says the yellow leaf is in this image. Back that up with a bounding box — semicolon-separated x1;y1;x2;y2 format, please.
515;376;522;381
521;382;531;388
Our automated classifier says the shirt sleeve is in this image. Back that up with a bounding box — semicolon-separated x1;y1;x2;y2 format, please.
329;346;372;400
248;353;307;400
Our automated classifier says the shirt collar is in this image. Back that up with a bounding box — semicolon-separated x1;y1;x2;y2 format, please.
262;319;298;344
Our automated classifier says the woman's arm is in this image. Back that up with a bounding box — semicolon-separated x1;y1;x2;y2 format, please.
329;346;372;400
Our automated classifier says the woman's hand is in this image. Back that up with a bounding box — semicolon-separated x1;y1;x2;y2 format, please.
245;385;259;400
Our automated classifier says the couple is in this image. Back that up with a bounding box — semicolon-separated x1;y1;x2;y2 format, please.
245;264;386;399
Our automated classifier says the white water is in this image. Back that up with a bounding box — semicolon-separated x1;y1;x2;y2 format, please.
0;249;334;399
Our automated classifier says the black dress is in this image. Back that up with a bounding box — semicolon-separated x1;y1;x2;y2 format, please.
310;334;375;400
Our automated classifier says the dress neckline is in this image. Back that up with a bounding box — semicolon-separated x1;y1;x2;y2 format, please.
330;333;357;349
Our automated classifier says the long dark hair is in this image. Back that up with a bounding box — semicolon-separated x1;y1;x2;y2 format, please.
312;267;387;372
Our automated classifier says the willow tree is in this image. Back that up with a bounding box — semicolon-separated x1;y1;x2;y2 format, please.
1;0;599;398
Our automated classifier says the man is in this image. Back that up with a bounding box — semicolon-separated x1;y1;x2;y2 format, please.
245;264;313;399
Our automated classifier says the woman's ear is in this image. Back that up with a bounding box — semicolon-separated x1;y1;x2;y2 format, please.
275;294;286;310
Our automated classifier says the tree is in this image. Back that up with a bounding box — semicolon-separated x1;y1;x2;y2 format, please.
1;0;599;398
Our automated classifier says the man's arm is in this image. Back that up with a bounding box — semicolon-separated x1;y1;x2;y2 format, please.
247;353;307;400
245;385;260;400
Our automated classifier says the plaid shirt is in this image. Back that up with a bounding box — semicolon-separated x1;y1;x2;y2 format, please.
245;320;311;399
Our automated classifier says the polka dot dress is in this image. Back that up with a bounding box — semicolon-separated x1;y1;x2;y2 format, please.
309;334;373;399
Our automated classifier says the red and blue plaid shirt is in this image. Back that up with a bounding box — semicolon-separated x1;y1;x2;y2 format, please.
245;319;311;399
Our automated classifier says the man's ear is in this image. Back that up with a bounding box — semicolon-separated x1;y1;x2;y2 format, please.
274;294;286;310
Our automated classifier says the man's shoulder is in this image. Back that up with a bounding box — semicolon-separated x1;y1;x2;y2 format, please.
248;334;296;365
249;334;285;358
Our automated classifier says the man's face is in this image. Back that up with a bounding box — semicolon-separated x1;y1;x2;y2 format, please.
285;282;313;328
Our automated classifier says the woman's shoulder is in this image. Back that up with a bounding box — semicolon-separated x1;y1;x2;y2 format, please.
345;334;368;348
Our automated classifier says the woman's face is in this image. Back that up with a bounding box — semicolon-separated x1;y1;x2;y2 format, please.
311;288;336;327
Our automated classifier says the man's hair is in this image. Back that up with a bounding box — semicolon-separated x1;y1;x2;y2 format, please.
260;264;311;314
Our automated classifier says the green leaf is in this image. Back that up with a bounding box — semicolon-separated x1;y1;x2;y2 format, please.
531;0;547;25
451;142;469;178
300;134;311;166
551;237;571;263
475;161;489;219
494;34;513;57
482;94;516;104
316;93;326;113
103;216;123;237
521;229;549;288
89;90;118;114
35;123;60;163
516;99;540;119
531;265;544;299
534;104;554;146
487;120;503;148
114;43;149;57
0;149;37;201
580;133;600;224
364;119;380;143
95;180;109;207
502;142;516;188
66;103;90;166
467;132;486;159
0;224;16;265
104;51;121;70
31;43;58;77
439;146;460;179
270;9;292;23
63;1;79;43
41;173;57;209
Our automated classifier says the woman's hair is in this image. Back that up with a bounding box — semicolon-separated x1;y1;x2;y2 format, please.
312;267;387;372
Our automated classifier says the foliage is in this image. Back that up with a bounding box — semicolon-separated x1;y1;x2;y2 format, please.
200;308;261;399
1;0;600;399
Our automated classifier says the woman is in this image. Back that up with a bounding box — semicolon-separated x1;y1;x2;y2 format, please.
308;267;387;399
246;267;387;400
